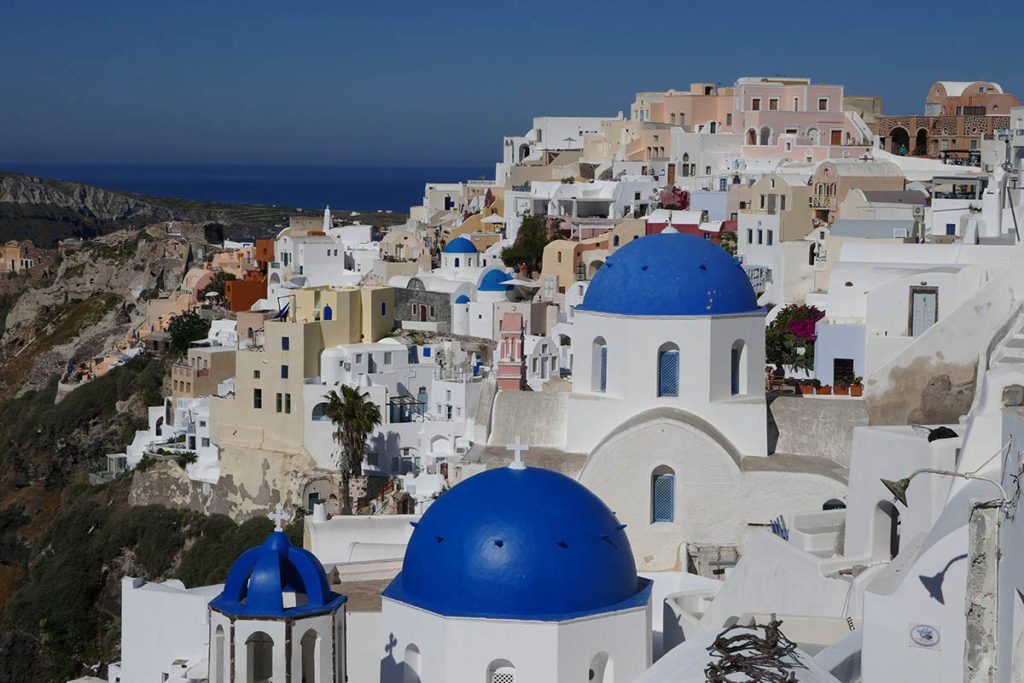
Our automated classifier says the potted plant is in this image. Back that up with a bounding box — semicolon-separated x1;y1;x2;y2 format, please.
850;376;864;397
834;379;849;396
799;379;814;395
816;383;832;395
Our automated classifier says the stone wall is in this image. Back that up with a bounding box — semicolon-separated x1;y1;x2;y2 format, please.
771;395;869;467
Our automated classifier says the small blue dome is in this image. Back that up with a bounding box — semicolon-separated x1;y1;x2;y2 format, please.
383;467;648;620
580;233;758;316
443;237;478;254
478;268;511;292
454;294;471;304
209;530;346;619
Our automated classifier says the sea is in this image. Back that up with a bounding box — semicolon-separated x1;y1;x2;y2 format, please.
0;163;493;214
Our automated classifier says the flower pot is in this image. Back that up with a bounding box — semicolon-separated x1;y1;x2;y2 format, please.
816;385;832;395
799;384;813;395
850;384;864;397
834;385;849;396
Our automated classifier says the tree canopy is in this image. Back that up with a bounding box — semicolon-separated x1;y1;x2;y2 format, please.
500;215;556;275
166;310;211;356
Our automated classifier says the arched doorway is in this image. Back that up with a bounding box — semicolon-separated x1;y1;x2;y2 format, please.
213;625;225;683
590;652;614;683
300;629;319;683
759;127;771;146
914;129;929;156
587;259;604;279
890;127;910;155
322;305;333;321
806;128;820;146
746;129;757;146
487;660;516;683
402;644;420;683
245;631;274;683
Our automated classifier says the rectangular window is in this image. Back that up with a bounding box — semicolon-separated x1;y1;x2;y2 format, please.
253;389;263;409
946;223;956;236
281;336;290;351
201;437;210;448
780;195;786;211
759;195;766;209
355;353;363;363
746;228;753;244
769;98;779;111
557;252;562;263
280;365;289;379
276;393;283;413
253;370;261;379
285;393;292;414
384;351;392;365
757;229;763;244
767;230;774;246
726;113;733;125
429;306;435;318
720;178;728;191
380;302;387;316
818;98;828;111
652;473;675;523
657;349;679;397
793;97;799;110
751;98;761;111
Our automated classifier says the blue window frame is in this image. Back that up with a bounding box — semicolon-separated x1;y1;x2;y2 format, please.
652;472;675;523
281;336;290;351
280;365;289;380
658;348;679;397
946;223;956;236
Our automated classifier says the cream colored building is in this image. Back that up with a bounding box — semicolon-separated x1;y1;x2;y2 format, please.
810;159;905;224
211;318;357;454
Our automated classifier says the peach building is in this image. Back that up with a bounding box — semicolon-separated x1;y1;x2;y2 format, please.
809;159;905;224
0;240;37;273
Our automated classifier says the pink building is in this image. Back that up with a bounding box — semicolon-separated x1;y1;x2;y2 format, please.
496;313;526;391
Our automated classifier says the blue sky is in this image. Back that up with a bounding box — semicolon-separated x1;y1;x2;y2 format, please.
2;0;1022;167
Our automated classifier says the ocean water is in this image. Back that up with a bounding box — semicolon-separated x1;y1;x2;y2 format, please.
0;163;493;213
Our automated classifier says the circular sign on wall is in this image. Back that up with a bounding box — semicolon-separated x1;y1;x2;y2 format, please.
910;624;941;648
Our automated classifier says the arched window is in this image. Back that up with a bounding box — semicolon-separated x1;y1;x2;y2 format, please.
807;128;820;146
730;340;747;395
746;129;757;145
311;402;329;421
592;337;608;393
454;257;460;268
657;342;679;397
247;327;254;339
245;631;274;683
403;644;421;683
213;625;225;683
612;234;620;247
823;498;846;510
322;305;333;321
590;652;614;683
651;465;675;523
709;121;717;134
488;660;516;683
301;629;319;683
759;127;771;146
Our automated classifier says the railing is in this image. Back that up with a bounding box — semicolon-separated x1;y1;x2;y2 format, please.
809;196;830;209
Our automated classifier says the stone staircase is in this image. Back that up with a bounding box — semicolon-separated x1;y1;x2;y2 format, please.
986;304;1024;369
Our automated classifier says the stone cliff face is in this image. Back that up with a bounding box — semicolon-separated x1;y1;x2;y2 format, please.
0;172;173;223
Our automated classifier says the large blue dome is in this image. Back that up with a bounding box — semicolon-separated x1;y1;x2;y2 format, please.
478;268;512;292
383;467;649;620
580;232;758;316
209;530;346;619
443;237;478;254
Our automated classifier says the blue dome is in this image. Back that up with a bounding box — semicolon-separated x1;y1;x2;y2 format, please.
580;233;758;316
383;467;649;620
443;237;478;254
478;268;511;292
209;530;346;619
454;294;471;304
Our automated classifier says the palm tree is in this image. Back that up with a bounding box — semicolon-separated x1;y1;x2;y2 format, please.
323;385;382;513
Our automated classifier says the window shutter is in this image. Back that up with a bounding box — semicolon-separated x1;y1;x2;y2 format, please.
599;346;608;392
658;350;679;396
653;474;675;522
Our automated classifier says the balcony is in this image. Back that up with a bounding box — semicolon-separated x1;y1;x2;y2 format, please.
809;196;830;209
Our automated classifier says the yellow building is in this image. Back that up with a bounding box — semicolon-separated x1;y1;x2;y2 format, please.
287;285;395;344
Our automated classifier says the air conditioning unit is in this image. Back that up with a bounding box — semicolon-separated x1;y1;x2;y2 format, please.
912;206;924;217
893;227;909;238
